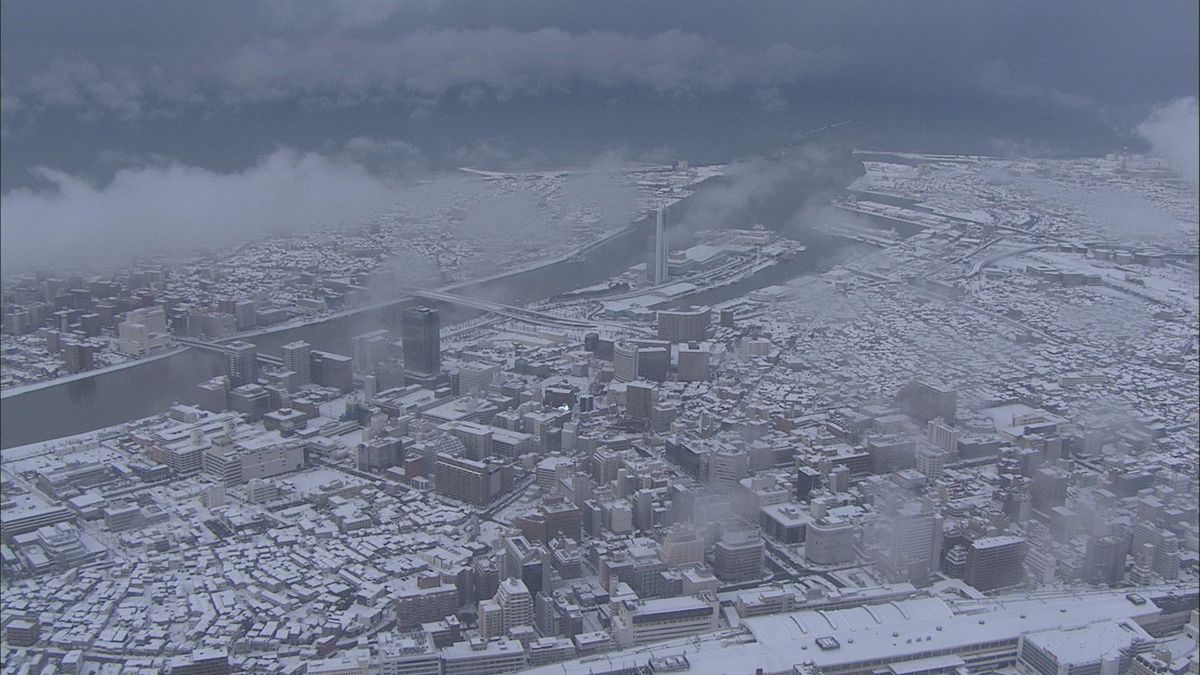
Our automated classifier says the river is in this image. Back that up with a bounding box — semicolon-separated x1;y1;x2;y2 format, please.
1;153;865;450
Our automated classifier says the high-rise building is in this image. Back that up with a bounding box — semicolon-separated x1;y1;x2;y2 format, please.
353;329;392;374
964;535;1027;591
915;447;946;482
495;577;533;635
878;505;944;586
203;312;237;339
514;497;582;543
713;520;765;583
478;599;504;639
5;309;33;335
439;421;494;461
117;306;170;356
805;517;856;565
867;437;917;474
657;306;711;342
591;447;622;484
654;207;670;285
62;339;96;373
196;376;230;413
1082;535;1126;587
676;343;711;382
402;306;441;380
1130;543;1156;585
796;466;822;500
395;579;460;630
309;350;353;392
662;525;706;566
708;449;749;489
1131;522;1182;580
372;358;405;391
636;346;670;382
1031;466;1070;513
926;417;959;453
225;341;258;387
280;341;312;386
897;379;957;423
434;454;511;507
458;361;501;396
4;618;40;647
228;384;272;422
357;437;404;473
233;300;257;331
625;381;657;421
613;342;638;383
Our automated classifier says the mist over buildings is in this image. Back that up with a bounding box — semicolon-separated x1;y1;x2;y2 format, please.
2;1;1196;272
0;5;1198;672
0;148;404;272
1136;96;1200;187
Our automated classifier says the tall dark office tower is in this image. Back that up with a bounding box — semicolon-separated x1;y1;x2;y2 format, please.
402;306;441;378
225;341;259;387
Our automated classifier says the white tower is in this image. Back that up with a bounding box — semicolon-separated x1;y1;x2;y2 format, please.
654;206;670;285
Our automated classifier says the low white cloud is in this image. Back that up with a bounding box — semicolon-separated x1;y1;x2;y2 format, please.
680;146;837;234
25;57;149;120
449;140;550;170
1136;96;1199;186
257;0;439;34
974;61;1093;109
0;149;402;272
755;87;787;114
336;136;426;176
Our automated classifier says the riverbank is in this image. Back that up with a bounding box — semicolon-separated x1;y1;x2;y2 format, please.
0;414;155;465
0;345;191;400
0;206;669;449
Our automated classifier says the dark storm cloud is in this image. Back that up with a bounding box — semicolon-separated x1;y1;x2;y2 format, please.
1;1;1196;272
219;29;846;103
2;1;1195;120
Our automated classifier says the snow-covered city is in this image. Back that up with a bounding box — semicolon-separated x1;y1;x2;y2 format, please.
2;3;1198;675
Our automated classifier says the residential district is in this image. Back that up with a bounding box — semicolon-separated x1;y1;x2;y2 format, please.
1;151;1198;675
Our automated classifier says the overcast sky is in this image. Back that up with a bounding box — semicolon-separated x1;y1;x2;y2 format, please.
1;1;1196;270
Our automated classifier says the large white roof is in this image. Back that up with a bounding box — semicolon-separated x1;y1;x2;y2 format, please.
524;591;1165;675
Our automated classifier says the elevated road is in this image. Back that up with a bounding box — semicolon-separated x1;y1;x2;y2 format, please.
174;337;283;366
408;288;654;337
958;243;1053;280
